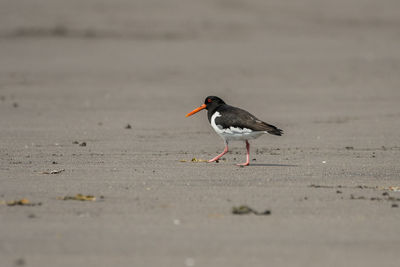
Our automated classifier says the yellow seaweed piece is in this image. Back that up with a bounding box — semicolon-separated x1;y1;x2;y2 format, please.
58;194;96;201
191;158;208;163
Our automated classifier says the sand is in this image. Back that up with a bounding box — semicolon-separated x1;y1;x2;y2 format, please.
1;0;400;266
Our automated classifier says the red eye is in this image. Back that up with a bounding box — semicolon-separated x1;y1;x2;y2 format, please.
207;99;212;103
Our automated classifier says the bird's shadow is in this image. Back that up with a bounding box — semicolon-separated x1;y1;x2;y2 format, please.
247;163;298;167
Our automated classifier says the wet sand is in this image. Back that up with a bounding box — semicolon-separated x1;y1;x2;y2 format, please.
1;0;400;266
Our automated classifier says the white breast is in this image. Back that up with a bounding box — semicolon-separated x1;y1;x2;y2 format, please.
210;111;265;141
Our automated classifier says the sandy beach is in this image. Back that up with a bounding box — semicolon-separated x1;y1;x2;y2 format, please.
1;0;400;266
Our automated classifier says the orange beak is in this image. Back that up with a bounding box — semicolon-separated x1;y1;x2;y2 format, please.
186;104;206;117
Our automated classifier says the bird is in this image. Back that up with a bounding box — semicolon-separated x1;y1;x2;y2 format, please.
186;96;283;166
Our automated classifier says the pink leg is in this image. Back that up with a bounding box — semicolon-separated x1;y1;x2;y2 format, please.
237;140;250;166
208;142;229;163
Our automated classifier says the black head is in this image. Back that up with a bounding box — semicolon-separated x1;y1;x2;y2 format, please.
204;96;225;110
186;96;226;117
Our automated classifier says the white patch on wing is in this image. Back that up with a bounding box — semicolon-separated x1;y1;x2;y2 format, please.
225;127;252;134
210;111;266;141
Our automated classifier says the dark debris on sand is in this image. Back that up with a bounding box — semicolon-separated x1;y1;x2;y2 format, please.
72;141;87;146
232;205;271;216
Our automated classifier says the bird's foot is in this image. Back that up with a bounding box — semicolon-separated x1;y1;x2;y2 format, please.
236;162;249;166
208;155;224;163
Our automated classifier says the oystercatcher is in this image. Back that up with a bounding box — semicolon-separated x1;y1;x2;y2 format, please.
186;96;283;166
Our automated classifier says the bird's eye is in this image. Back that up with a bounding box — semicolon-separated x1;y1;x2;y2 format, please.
207;99;212;103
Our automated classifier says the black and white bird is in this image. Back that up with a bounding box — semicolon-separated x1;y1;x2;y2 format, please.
186;96;283;166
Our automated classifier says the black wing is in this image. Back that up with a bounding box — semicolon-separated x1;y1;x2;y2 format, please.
215;105;283;136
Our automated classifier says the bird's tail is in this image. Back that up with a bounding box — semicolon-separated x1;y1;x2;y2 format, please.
264;123;283;136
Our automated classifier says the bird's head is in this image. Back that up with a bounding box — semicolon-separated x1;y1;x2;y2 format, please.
186;96;225;117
